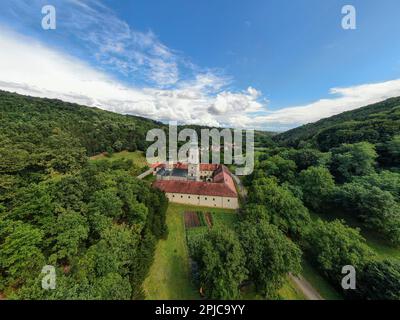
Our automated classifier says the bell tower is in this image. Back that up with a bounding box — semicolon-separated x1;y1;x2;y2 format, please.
188;139;200;181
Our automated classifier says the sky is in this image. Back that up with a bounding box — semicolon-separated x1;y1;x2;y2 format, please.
0;0;400;131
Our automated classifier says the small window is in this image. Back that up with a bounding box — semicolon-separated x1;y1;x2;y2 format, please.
181;195;183;198
197;196;200;200
213;198;215;201
228;199;230;202
205;197;207;200
172;195;175;198
188;196;191;199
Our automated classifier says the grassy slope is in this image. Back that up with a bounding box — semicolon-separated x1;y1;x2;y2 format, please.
143;203;199;300
300;260;343;300
241;279;307;300
278;280;307;300
90;150;148;168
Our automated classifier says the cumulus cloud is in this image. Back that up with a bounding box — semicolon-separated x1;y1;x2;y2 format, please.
209;88;263;115
0;29;263;128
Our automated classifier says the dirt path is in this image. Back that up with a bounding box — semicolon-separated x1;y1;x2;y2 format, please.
137;168;153;180
289;274;324;300
231;173;247;200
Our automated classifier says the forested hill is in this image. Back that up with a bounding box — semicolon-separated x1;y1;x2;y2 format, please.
0;90;274;161
274;97;400;151
0;90;169;299
0;90;164;156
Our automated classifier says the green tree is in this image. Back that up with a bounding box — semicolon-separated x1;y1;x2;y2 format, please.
334;183;400;245
353;171;400;201
237;220;302;297
0;220;45;288
90;273;132;300
304;220;375;284
258;155;297;183
298;166;335;211
54;211;89;261
282;148;331;171
330;142;377;182
356;259;400;300
87;188;123;219
249;177;311;237
241;204;272;223
386;135;400;166
193;228;247;300
0;147;30;174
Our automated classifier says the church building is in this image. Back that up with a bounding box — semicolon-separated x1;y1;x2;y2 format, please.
151;143;239;209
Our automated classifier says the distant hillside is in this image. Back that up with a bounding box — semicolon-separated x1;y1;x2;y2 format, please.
0;90;165;156
0;90;273;156
274;97;400;151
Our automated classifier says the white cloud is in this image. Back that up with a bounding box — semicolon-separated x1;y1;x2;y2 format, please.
4;0;180;87
250;79;400;130
0;29;263;128
209;90;263;115
1;27;400;132
2;0;400;132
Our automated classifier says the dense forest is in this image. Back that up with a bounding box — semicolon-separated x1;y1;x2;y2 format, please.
0;91;168;299
275;97;400;152
1;91;399;300
184;97;400;300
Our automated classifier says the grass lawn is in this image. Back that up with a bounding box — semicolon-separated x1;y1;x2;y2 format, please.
278;278;307;300
210;211;237;228
240;278;306;300
300;260;343;300
90;150;148;168
143;174;157;183
143;203;238;300
364;234;400;260
143;203;200;300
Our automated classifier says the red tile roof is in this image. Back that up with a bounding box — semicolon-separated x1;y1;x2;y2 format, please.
150;162;164;169
152;162;237;198
212;165;237;193
153;179;238;198
200;163;219;171
153;164;237;198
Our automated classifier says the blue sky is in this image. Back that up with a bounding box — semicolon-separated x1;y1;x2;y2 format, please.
0;0;400;131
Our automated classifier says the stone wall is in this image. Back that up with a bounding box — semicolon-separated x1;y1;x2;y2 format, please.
164;192;239;209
